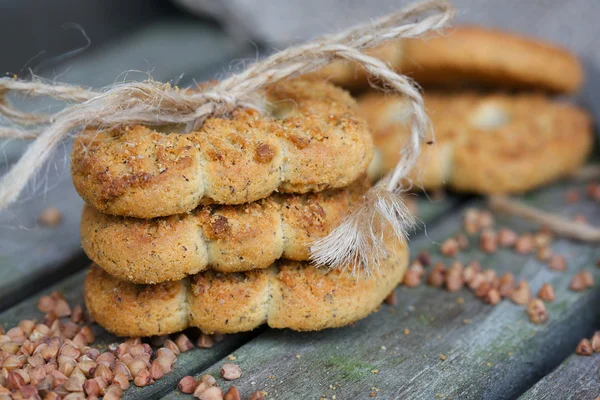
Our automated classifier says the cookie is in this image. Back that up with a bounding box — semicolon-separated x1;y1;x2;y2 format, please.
360;92;592;194
401;25;583;93
81;179;367;284
308;41;404;91
84;237;408;337
71;79;373;218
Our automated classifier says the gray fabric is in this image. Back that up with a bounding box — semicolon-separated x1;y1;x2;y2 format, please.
173;0;600;66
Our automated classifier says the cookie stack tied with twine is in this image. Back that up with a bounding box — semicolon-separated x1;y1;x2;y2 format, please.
0;1;456;337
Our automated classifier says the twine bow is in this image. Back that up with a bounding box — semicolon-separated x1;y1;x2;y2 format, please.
0;0;456;274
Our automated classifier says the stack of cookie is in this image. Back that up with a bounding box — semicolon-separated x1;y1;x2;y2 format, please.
72;79;409;337
317;26;593;193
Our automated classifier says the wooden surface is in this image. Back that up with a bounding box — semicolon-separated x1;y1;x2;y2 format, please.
1;3;600;399
522;352;600;400
1;178;598;399
163;181;600;400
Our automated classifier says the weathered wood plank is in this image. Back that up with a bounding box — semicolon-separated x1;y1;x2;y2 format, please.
162;179;600;400
521;352;600;400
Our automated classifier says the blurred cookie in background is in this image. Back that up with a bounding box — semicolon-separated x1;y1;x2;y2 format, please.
361;92;592;194
307;41;404;92
401;25;583;94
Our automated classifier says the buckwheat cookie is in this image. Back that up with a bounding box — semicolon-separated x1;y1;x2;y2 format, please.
308;41;404;91
81;179;367;284
402;25;583;93
360;92;592;194
84;236;408;337
71;79;373;218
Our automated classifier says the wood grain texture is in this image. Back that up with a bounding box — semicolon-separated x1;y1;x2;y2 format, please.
521;352;600;400
162;180;600;400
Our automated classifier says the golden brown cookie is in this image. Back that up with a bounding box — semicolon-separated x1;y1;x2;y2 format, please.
360;92;592;194
402;25;583;93
84;236;408;337
71;79;373;218
308;41;404;91
81;179;367;284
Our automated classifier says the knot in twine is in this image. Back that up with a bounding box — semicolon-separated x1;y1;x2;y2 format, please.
0;0;456;274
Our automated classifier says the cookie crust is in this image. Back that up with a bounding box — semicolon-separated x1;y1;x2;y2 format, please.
84;237;408;337
81;179;367;284
71;79;373;218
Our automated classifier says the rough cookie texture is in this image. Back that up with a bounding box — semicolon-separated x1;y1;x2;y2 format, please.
307;41;404;91
360;92;592;194
81;179;367;284
402;25;583;93
84;236;408;337
71;79;373;218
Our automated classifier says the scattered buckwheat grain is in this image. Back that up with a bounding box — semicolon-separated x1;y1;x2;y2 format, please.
537;283;555;302
440;238;459;257
576;338;593;356
497;228;518;247
220;364;242;381
515;234;534;254
548;255;567;272
526;299;548;324
511;281;531;305
39;207;62;227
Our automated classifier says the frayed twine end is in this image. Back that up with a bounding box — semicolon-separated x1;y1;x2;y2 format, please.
310;183;417;276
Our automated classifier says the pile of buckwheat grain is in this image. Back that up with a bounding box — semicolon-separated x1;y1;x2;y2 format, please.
0;291;263;400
